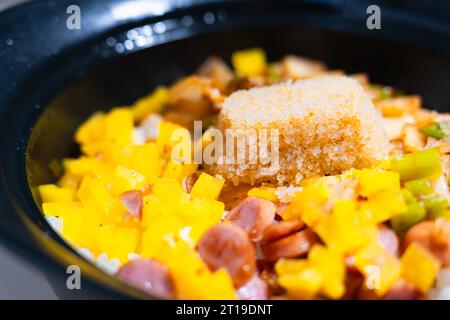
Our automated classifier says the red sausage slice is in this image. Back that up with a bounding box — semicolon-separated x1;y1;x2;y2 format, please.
262;228;319;262
119;190;143;219
262;220;305;244
225;197;276;241
196;224;256;287
116;259;174;298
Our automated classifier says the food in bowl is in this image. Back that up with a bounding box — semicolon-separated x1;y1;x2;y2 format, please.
38;48;450;299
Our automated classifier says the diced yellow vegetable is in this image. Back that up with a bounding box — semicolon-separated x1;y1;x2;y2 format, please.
140;216;182;257
275;245;345;299
156;244;236;299
247;186;277;201
60;206;85;245
277;268;324;299
364;188;407;223
58;172;81;190
39;184;75;203
117;143;161;183
42;201;82;217
315;200;377;254
131;86;168;122
111;165;147;195
98;226;139;263
64;157;110;176
401;242;440;293
190;172;224;200
156;121;186;157
232;48;267;77
283;179;329;223
75;112;106;156
353;243;401;295
162;160;198;181
307;245;345;299
356;169;400;197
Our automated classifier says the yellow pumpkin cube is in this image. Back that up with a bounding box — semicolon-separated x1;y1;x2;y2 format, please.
401;242;440;293
356;169;401;197
247;186;277;201
39;184;75;203
232;48;267;77
112;165;147;195
132;86;169;122
42;201;82;217
190;173;224;200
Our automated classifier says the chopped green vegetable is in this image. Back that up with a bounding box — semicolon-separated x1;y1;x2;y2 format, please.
425;194;449;218
419;123;446;139
391;148;442;181
405;178;433;196
431;209;450;220
391;200;426;233
401;188;415;203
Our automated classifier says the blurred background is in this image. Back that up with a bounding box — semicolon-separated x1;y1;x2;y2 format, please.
0;0;57;299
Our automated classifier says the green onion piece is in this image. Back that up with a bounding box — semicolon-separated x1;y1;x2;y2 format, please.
419;123;446;139
378;87;393;100
401;188;415;204
391;148;442;181
425;194;449;218
391;200;426;233
404;178;433;196
430;210;450;220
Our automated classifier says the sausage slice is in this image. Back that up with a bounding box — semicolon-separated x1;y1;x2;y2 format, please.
116;259;174;298
196;224;256;287
262;228;319;262
262;220;305;244
225;197;276;241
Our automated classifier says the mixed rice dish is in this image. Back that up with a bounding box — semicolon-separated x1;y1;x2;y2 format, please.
39;49;450;300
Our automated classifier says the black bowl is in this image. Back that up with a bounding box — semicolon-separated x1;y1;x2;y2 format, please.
0;0;449;299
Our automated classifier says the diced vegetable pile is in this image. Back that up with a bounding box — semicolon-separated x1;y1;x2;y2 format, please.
38;49;450;300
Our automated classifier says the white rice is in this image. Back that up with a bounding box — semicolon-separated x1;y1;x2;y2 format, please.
429;268;450;300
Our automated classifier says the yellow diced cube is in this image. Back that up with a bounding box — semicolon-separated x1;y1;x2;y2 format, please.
118;143;161;183
365;188;407;223
401;242;440;293
153;178;187;203
354;243;401;295
64;157;107;176
58;172;81;190
42;202;82;217
232;48;267;77
132;86;169;121
190;173;224;200
357;169;401;197
156;121;187;157
60;206;85;245
278;269;324;299
308;245;346;299
75;112;106;156
105;227;139;263
39;184;75;202
247;187;277;201
105;108;133;148
162;160;198;181
112;165;147;195
140;216;181;257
